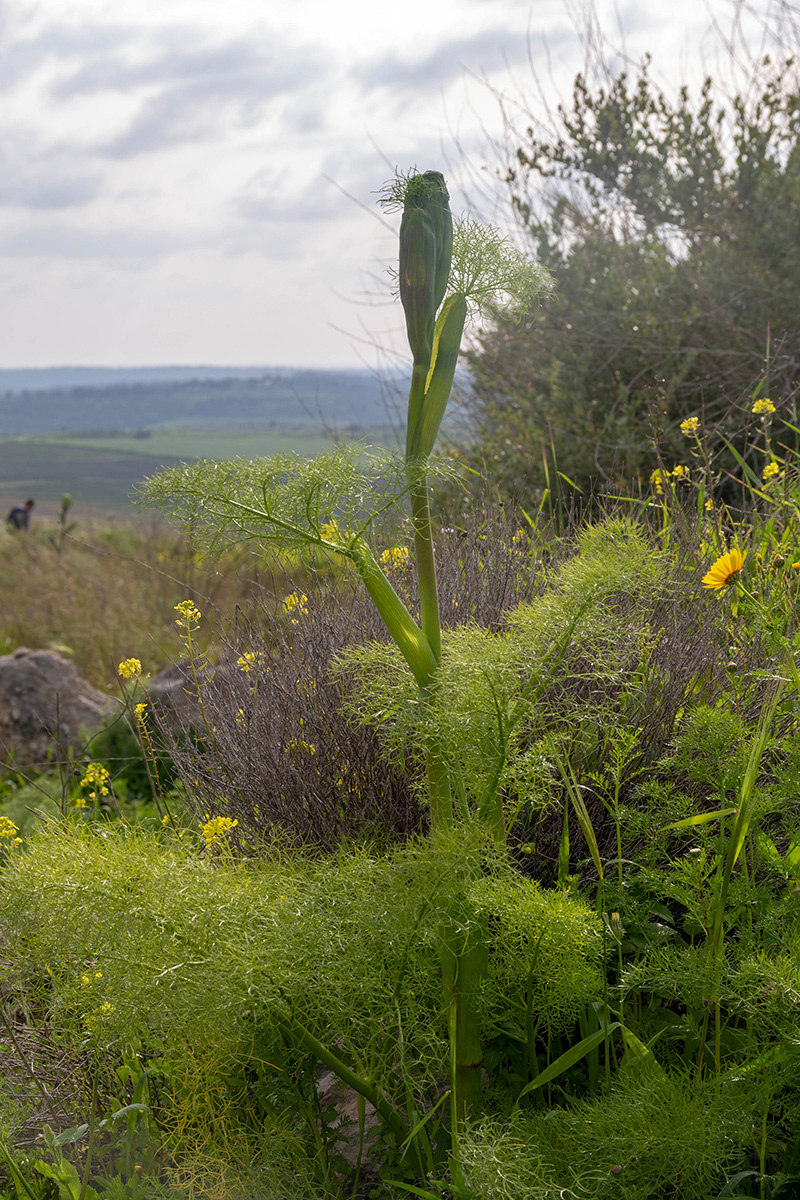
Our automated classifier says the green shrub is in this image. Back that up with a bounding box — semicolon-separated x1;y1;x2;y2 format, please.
461;1068;750;1200
0;822;605;1163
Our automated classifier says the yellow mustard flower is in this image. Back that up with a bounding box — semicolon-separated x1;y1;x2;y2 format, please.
236;651;262;674
286;737;316;756
649;469;667;496
133;702;147;722
380;546;411;569
702;548;747;590
680;417;700;436
199;814;238;848
763;461;782;481
175;600;201;628
80;763;110;796
671;464;690;480
282;592;309;621
0;817;19;839
320;519;341;542
752;398;776;415
118;658;142;680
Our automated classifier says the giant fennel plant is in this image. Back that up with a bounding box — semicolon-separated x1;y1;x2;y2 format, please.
142;171;551;1145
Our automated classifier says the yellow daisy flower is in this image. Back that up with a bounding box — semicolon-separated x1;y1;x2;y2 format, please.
702;549;747;590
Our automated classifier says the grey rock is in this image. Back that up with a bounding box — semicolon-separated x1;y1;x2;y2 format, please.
0;647;117;767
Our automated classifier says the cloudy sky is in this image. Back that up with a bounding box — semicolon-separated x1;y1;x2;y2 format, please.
0;0;789;369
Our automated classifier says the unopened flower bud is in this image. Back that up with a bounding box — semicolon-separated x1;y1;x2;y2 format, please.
399;172;453;365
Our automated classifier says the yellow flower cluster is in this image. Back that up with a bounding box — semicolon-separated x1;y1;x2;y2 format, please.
283;592;309;621
0;817;19;840
80;763;110;805
680;417;700;436
236;651;262;674
763;461;782;481
199;813;239;847
118;657;142;680
650;465;689;495
175;600;201;628
752;398;776;415
134;702;148;723
286;737;316;756
320;519;341;542
380;545;411;569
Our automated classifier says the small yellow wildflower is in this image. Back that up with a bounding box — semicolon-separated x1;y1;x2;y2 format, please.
763;461;782;481
705;499;714;511
0;817;19;839
702;548;747;590
74;796;86;810
680;417;700;436
80;763;110;797
649;468;667;495
118;658;142;680
282;592;309;622
320;519;341;542
671;464;690;480
133;702;147;722
81;975;92;989
236;651;262;674
199;813;238;848
752;398;776;415
175;600;201;628
380;546;411;569
286;737;316;756
99;1002;115;1015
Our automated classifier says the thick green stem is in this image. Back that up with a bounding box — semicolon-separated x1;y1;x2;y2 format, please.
276;1016;410;1150
411;480;442;665
406;362;430;461
349;539;437;691
411;475;453;829
442;915;487;1129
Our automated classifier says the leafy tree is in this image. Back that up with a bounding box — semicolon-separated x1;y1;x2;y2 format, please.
462;49;800;505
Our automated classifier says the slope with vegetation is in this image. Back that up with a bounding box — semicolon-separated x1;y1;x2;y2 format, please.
0;163;800;1200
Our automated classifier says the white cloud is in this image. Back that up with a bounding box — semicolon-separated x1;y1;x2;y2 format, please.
0;0;780;367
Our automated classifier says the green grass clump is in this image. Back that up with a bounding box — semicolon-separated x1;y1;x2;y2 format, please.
461;1068;749;1200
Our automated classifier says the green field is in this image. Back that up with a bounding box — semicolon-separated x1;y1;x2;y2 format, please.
0;426;397;519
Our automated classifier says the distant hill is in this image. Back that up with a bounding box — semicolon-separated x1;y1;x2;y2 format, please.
0;367;405;436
